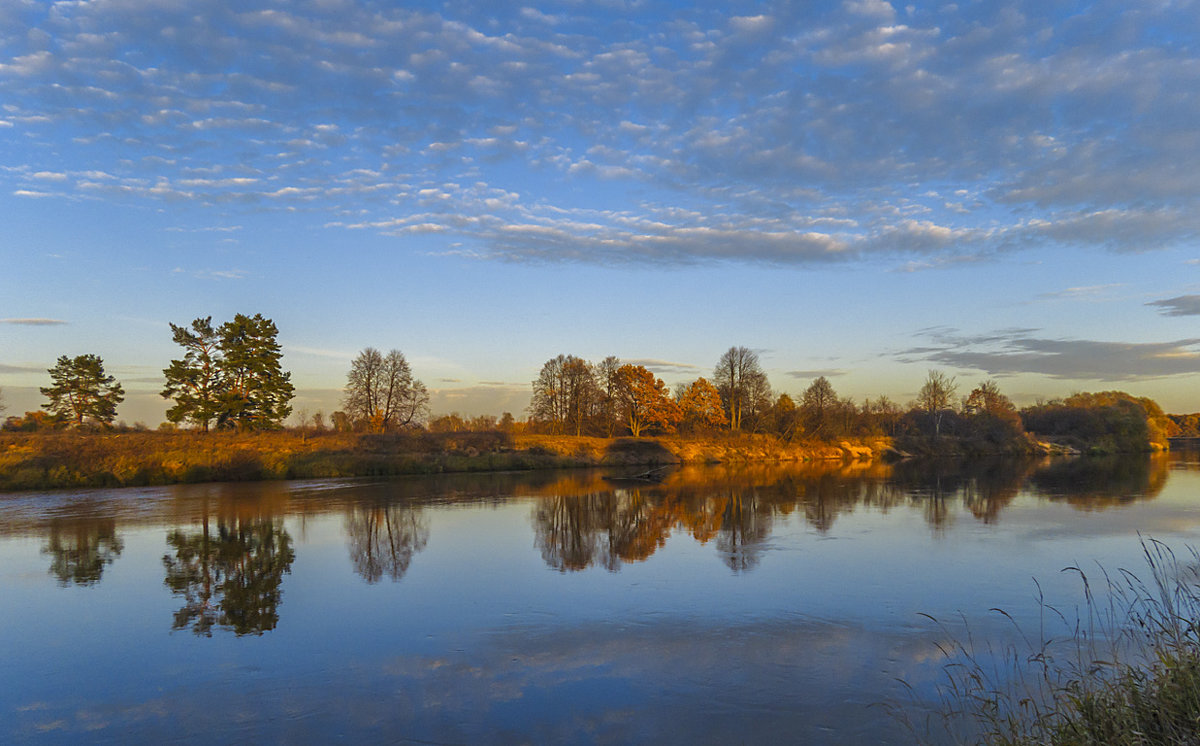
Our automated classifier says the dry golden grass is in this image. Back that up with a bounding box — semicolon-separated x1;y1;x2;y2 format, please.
0;430;889;491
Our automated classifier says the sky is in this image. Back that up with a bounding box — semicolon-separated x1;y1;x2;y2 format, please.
2;0;1200;425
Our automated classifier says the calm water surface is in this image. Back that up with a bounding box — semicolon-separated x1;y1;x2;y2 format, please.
3;454;1200;744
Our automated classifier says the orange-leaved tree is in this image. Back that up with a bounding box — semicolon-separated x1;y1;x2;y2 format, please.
617;365;682;437
677;377;728;434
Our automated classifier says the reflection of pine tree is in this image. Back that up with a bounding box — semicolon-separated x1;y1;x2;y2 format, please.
345;505;429;583
43;518;124;586
163;514;294;636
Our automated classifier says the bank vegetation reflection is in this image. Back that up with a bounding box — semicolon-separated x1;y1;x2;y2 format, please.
19;454;1175;634
533;455;1171;572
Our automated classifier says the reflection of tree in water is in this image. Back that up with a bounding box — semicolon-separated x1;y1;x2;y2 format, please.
535;490;671;572
533;486;774;573
163;512;295;636
889;459;1033;529
713;489;771;573
1027;454;1169;508
42;518;124;586
345;504;429;583
792;474;902;534
531;456;1168;570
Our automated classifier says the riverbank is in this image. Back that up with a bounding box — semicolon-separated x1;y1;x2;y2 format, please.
0;431;891;491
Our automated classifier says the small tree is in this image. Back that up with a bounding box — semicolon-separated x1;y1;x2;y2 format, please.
800;376;839;439
677;377;728;434
917;370;958;438
962;380;1023;442
41;354;125;427
595;355;623;436
162;316;224;431
767;393;801;440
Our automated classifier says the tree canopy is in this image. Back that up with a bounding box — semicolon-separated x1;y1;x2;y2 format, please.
616;364;681;437
162;316;222;431
40;354;125;427
160;313;294;431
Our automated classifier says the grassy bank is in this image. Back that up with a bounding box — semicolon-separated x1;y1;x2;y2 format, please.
0;430;889;491
922;540;1200;745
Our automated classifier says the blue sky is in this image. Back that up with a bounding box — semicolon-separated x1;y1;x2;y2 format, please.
2;0;1200;424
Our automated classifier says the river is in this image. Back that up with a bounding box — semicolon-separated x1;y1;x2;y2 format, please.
2;453;1198;743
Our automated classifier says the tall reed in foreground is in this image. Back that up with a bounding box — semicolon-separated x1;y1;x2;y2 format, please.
908;538;1200;745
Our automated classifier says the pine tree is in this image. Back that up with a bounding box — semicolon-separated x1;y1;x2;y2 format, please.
162;316;224;431
216;314;294;430
40;354;125;427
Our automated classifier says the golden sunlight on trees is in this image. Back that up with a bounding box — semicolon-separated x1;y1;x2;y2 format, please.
676;377;728;434
530;354;605;435
962;380;1024;443
161;313;295;430
595;355;623;437
713;346;771;431
343;348;429;432
41;354;125;427
1021;391;1173;453
800;376;839;439
616;364;682;437
216;314;295;430
766;393;800;441
162;316;222;431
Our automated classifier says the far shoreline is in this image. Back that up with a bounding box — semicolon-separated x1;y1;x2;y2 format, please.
0;429;1148;493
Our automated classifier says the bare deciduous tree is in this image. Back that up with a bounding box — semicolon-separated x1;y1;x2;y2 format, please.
713;346;771;431
917;370;958;438
529;354;598;435
343;348;429;432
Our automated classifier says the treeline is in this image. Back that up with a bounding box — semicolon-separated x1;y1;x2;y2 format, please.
519;348;1172;453
0;323;1178;454
518;348;980;442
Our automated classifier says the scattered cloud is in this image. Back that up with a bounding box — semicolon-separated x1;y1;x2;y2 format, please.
282;344;355;360
787;369;848;379
898;329;1200;382
0;363;46;373
1036;284;1124;302
0;2;1197;266
428;384;529;416
0;318;67;325
1147;295;1200;317
623;359;700;374
171;268;247;281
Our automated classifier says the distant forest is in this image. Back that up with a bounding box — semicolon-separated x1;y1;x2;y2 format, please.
0;315;1190;454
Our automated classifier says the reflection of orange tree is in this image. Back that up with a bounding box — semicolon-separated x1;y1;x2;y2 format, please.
42;517;124;586
531;456;1168;569
535;490;673;572
533;485;775;572
163;504;294;636
345;503;428;583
